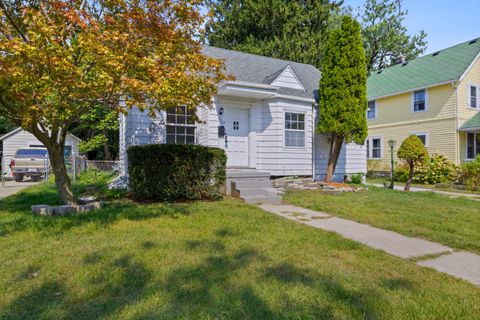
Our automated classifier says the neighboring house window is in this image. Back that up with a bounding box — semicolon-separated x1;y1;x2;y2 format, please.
166;106;196;144
467;132;480;159
412;132;429;146
367;101;377;119
285;112;305;147
366;137;382;159
412;89;427;112
469;85;478;109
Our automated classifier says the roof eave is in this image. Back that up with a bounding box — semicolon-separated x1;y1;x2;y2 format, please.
0;127;22;141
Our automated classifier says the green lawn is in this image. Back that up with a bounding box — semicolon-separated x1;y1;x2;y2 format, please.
285;187;480;254
366;177;480;195
0;178;479;319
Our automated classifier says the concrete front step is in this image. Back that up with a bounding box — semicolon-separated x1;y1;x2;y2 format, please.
243;195;282;204
226;169;271;194
234;187;279;198
232;179;272;189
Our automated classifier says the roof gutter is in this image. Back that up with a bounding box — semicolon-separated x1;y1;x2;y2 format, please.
217;80;279;92
273;94;315;103
217;80;315;103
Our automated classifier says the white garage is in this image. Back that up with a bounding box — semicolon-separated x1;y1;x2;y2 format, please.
0;127;81;176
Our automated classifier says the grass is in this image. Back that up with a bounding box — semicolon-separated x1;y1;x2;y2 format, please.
366;177;480;195
0;175;479;319
284;187;480;254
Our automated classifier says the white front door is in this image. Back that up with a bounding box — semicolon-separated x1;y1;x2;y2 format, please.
223;108;249;167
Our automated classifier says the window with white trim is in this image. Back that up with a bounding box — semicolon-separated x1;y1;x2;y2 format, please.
469;85;479;109
366;137;382;159
166;106;196;144
412;132;428;146
413;89;427;112
467;132;480;159
285;112;305;147
367;100;377;120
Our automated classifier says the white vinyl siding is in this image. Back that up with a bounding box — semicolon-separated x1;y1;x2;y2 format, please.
270;66;305;91
314;135;367;182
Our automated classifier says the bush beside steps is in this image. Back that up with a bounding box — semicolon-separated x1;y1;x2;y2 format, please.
128;144;226;202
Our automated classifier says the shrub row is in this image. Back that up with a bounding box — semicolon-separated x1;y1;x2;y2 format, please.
394;153;480;191
395;153;459;185
128;144;226;201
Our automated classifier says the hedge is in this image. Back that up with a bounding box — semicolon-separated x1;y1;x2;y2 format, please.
128;144;226;201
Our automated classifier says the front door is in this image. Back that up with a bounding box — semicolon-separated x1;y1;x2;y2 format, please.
223;108;249;167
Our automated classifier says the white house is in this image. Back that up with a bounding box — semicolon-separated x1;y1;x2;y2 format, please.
0;128;81;175
118;47;366;200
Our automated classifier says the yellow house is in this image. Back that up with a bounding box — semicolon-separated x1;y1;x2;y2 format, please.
367;38;480;171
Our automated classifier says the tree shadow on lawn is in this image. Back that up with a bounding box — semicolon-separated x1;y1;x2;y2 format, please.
0;186;193;237
156;228;384;319
2;253;152;320
2;227;390;319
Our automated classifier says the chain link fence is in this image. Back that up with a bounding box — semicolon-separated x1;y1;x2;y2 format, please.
1;152;119;187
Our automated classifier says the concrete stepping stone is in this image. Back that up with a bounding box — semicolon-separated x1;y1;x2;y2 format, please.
418;251;480;286
306;217;453;259
258;203;480;286
258;204;330;220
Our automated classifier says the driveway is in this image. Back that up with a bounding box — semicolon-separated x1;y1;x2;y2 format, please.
0;180;39;200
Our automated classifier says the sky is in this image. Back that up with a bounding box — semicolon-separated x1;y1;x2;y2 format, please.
344;0;480;54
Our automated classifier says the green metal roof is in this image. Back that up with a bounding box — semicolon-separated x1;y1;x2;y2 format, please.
460;113;480;131
368;39;480;100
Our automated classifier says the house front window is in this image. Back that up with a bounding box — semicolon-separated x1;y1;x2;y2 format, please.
412;132;428;146
470;85;478;109
467;132;480;159
367;100;377;120
413;89;427;112
366;137;382;159
166;106;196;144
285;112;305;147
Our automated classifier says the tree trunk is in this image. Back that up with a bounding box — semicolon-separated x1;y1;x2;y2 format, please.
103;141;112;160
404;162;414;192
325;134;344;182
48;145;76;204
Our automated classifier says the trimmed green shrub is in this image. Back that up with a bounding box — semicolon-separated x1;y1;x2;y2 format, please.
350;173;364;184
397;135;428;191
128;144;226;201
460;155;480;191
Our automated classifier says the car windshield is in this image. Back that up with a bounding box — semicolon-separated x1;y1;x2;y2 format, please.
15;149;48;157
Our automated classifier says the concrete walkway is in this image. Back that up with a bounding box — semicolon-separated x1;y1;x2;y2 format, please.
367;183;480;201
259;203;480;286
0;181;37;200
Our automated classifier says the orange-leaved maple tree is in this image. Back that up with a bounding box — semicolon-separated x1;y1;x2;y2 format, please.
0;0;226;204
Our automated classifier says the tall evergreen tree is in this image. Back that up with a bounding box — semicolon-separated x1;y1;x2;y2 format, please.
317;16;367;182
204;0;342;68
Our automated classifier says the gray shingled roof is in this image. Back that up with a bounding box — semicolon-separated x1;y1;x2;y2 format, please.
203;46;321;101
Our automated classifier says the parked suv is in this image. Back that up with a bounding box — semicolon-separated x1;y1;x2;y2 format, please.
10;149;49;182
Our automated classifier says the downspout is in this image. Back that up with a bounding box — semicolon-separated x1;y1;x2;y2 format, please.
453;80;460;165
312;102;317;181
